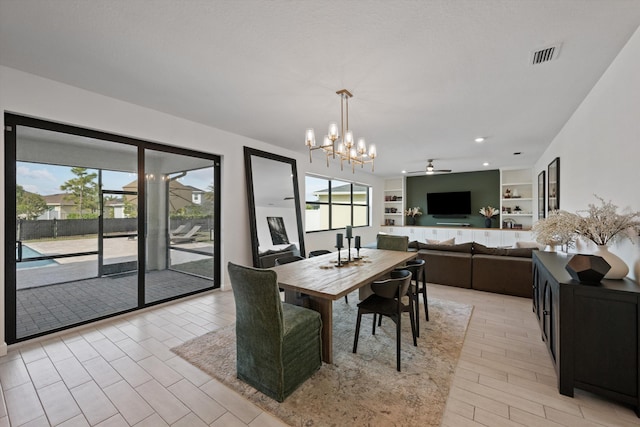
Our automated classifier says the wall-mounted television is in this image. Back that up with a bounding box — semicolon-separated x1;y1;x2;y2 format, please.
426;191;471;215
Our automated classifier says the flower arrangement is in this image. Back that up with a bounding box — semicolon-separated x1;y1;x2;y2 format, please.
574;196;640;246
532;195;640;248
405;207;423;218
479;206;499;218
532;210;579;248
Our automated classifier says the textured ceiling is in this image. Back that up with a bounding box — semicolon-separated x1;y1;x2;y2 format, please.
1;0;639;176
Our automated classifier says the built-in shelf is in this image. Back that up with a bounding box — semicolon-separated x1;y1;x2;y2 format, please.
383;179;405;226
500;169;533;230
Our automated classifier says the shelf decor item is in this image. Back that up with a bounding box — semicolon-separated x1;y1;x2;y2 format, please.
565;254;611;284
574;195;640;279
479;206;499;228
405;207;422;225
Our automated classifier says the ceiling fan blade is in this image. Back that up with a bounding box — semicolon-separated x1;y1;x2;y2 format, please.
406;160;452;175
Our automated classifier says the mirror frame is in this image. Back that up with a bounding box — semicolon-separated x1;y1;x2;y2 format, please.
243;146;306;267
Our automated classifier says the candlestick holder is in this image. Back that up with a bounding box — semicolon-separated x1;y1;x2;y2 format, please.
354;236;361;260
335;246;346;267
346;236;353;263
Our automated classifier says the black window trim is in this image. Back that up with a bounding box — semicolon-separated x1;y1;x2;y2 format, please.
304;174;371;233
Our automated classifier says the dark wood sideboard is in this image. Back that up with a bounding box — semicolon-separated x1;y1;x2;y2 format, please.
532;251;640;416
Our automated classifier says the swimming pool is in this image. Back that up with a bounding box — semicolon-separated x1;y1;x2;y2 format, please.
16;245;57;269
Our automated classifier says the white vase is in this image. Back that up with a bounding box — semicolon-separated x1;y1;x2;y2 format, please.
594;245;629;279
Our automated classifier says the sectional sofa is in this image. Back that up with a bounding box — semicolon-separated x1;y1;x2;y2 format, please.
409;241;537;298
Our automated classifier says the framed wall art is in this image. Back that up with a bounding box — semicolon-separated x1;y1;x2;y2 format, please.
267;216;290;245
547;157;560;211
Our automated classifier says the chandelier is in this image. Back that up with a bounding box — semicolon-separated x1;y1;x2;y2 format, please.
305;89;376;173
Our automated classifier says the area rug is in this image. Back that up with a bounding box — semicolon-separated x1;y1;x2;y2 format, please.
171;296;473;426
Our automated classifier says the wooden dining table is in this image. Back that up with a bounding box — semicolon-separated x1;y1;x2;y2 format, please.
270;248;417;363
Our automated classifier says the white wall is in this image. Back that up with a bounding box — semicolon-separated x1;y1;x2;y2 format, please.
0;66;383;352
534;26;640;280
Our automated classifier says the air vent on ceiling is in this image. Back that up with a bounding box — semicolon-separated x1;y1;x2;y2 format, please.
531;43;561;65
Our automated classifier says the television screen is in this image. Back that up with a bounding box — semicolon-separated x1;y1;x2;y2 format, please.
426;191;471;215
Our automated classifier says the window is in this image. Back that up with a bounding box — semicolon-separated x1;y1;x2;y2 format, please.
304;175;371;232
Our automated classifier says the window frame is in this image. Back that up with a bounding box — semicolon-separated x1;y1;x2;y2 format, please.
304;175;371;233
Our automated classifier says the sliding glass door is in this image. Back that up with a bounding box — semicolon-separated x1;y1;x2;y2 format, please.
144;148;216;304
5;113;221;343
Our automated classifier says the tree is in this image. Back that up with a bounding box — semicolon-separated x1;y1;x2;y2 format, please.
60;167;98;217
16;185;48;220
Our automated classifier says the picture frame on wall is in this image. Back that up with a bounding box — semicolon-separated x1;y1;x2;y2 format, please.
547;157;560;211
538;170;546;219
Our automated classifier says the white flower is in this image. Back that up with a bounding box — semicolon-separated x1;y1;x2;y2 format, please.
479;206;498;218
405;207;423;217
575;195;640;246
532;210;579;247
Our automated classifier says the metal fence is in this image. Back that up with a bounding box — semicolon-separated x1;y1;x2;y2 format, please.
17;217;214;241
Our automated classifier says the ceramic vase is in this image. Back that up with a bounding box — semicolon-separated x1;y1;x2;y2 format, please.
594;245;629;279
484;218;492;228
406;216;415;226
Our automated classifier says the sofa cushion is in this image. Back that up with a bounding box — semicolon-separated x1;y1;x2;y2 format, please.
417;250;472;289
472;255;533;298
418;242;473;253
514;241;542;249
473;243;536;258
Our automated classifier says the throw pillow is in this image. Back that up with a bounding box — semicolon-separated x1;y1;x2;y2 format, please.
425;237;455;245
504;247;537;258
472;242;505;256
514;241;543;250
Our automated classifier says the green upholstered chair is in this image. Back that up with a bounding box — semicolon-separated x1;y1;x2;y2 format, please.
377;234;409;251
227;262;322;402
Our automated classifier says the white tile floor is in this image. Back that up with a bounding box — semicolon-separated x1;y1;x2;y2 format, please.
1;284;639;426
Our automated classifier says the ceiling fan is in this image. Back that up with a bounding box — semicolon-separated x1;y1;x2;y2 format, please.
406;159;452;175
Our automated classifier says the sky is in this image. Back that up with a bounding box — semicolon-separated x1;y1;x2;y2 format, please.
17;162;214;196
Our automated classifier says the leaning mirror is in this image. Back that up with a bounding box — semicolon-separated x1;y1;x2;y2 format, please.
244;147;305;268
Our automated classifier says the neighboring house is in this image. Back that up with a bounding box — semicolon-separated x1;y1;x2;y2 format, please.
185;185;204;205
122;180;204;213
38;193;75;219
104;198;125;219
38;194;126;219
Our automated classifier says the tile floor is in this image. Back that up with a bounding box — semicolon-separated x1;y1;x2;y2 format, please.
16;271;213;338
1;284;639;426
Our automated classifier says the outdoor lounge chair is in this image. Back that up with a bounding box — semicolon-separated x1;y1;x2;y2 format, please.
170;225;201;243
169;224;188;237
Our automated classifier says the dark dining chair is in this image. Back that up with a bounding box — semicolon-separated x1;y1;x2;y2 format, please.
308;249;332;257
352;269;416;371
395;258;427;337
274;255;305;265
227;262;322;402
360;234;410;300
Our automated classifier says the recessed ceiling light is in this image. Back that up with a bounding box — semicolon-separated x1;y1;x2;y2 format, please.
483;162;489;166
401;170;407;174
474;137;485;143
